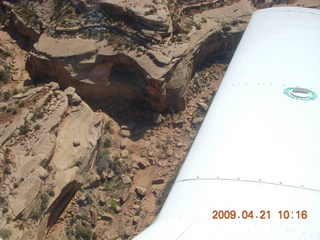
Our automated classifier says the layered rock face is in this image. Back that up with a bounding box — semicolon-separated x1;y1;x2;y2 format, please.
0;82;104;239
8;0;253;111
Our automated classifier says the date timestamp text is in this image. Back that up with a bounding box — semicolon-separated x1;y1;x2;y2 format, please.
212;210;308;220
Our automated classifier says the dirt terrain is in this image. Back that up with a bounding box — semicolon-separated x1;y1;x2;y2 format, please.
1;0;320;240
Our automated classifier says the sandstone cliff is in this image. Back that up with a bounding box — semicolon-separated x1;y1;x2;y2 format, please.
4;0;254;111
0;82;104;239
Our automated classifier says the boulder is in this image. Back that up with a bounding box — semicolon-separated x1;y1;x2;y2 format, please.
135;186;147;199
197;101;209;111
152;178;164;185
120;129;131;138
122;175;132;185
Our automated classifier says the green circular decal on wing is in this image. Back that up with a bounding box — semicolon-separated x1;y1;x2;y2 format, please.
283;88;317;101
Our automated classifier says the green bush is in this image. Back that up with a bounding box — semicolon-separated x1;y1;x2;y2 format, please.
12;88;19;95
18;100;25;108
108;199;119;214
31;111;44;121
2;207;8;214
85;193;93;205
40;193;49;211
103;137;112;148
104;120;113;134
3;91;10;101
19;123;30;135
4;157;11;164
3;168;11;175
75;225;92;240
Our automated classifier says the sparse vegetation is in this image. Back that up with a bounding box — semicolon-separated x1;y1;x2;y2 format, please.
2;91;10;101
47;189;55;197
14;2;41;31
85;193;93;205
44;95;52;105
144;6;157;16
80;213;90;222
52;0;73;21
2;207;8;214
40;193;49;211
0;229;12;239
30;211;41;221
3;168;11;175
104;120;114;134
18;100;25;108
19;122;30;135
103;136;113;148
0;66;10;84
31;111;44;121
75;225;92;240
12;88;19;95
4;158;11;164
108;199;119;214
34;124;41;131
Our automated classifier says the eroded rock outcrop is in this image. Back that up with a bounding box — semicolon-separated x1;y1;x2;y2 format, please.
19;0;256;111
0;83;104;240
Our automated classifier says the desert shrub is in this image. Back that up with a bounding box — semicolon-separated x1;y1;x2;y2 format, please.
14;2;41;30
103;136;112;148
12;88;19;95
34;124;41;131
19;123;30;135
74;225;92;240
81;213;90;222
104;120;114;134
30;211;41;221
2;91;10;101
4;158;11;164
85;193;93;205
2;207;8;214
3;168;11;174
144;6;157;15
47;189;55;197
40;193;49;211
0;229;12;239
96;149;112;174
108;199;119;214
18;100;25;108
44;95;52;105
31;111;45;121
